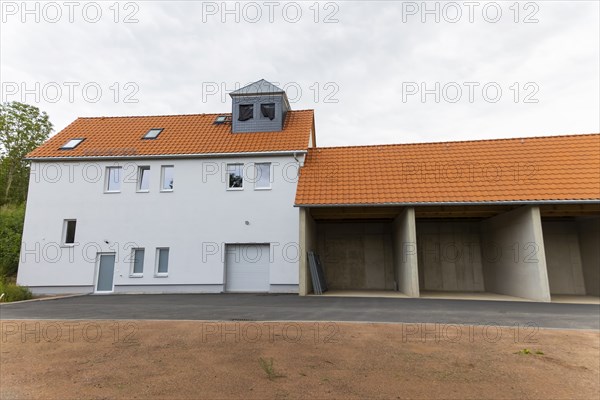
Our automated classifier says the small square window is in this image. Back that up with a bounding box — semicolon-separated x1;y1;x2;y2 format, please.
137;166;150;192
156;248;169;276
60;138;85;150
227;164;243;189
131;248;145;276
261;103;276;120
105;167;122;192
143;128;163;139
238;104;253;121
254;163;271;189
161;166;174;191
63;219;77;245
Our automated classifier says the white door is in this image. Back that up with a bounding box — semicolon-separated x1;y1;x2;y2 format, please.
225;244;270;292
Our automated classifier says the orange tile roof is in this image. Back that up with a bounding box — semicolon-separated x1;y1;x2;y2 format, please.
295;134;600;205
27;110;314;159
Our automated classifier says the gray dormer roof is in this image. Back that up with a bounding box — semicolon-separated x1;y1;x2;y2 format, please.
229;79;285;96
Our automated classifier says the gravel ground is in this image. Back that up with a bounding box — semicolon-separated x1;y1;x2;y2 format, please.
1;320;598;399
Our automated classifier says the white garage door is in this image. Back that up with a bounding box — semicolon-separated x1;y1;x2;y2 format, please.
225;244;270;292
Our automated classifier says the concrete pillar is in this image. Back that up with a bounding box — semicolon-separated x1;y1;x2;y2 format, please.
298;208;316;295
578;217;600;296
392;208;420;297
481;206;551;302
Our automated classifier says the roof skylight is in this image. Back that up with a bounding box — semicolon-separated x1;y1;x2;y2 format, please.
60;138;85;150
143;128;163;139
214;115;231;124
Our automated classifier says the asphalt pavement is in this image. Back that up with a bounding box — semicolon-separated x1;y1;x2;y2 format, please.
1;294;599;330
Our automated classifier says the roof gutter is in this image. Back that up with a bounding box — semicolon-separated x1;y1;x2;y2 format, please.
294;199;600;207
26;150;307;162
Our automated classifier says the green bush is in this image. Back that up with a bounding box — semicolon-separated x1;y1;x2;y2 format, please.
0;277;32;302
0;203;25;277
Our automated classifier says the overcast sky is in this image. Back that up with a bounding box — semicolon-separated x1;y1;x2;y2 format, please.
1;1;598;147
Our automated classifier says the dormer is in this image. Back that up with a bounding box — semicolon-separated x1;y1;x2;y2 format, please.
229;79;290;133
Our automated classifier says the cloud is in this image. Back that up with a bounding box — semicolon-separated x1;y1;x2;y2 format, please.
1;1;598;146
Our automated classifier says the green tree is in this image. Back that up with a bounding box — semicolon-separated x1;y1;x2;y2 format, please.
0;102;53;205
0;204;25;277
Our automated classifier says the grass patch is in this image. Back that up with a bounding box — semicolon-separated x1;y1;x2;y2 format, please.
516;348;544;356
0;276;32;302
259;357;285;381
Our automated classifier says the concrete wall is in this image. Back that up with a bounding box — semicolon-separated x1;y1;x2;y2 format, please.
392;208;419;296
417;220;484;292
316;222;394;290
578;217;600;296
481;206;551;302
19;156;302;294
299;208;316;295
542;220;586;295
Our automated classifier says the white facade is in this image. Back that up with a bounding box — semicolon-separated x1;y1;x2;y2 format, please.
18;155;303;294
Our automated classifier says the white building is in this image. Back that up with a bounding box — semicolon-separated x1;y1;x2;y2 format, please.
18;80;316;294
17;79;600;301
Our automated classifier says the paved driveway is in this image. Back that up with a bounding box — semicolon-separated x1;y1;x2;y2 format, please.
1;294;598;329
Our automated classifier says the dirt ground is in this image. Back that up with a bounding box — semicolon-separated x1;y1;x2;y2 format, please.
0;320;598;399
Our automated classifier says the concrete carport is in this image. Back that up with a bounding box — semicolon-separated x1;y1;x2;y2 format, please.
295;134;600;303
299;203;600;302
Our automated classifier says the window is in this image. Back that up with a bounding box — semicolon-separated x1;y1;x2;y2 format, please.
105;167;122;192
60;138;85;149
156;248;169;276
161;166;174;191
137;166;150;192
238;104;253;121
261;103;276;120
131;248;145;276
227;164;243;189
254;163;271;189
143;128;163;139
63;220;77;245
214;115;230;124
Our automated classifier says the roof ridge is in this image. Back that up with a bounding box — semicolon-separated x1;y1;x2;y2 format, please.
312;133;600;151
77;109;315;120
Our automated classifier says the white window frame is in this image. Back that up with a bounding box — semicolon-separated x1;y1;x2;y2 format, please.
226;163;244;191
60;138;85;149
137;166;151;193
130;248;145;277
254;162;272;190
143;128;163;140
62;219;77;247
105;166;122;193
160;165;174;192
155;247;170;277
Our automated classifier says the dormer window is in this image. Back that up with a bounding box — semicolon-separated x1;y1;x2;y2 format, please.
261;103;275;120
238;104;253;121
60;138;85;149
143;128;163;139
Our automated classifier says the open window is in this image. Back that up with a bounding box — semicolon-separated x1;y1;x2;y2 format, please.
238;104;253;121
227;164;243;189
62;219;77;245
261;103;276;120
137;166;150;192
